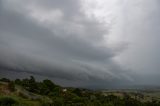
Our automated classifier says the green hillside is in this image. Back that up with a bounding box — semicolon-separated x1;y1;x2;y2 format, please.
0;76;160;106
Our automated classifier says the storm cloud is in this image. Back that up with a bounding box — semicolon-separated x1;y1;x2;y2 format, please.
0;0;134;88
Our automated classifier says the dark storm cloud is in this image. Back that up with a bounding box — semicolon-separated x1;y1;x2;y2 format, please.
0;0;131;88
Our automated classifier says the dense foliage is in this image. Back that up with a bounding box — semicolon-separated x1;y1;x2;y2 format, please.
0;97;18;106
0;77;160;106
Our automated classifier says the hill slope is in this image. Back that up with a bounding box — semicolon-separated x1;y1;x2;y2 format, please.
1;77;160;106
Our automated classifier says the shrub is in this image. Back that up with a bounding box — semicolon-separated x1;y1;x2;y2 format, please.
0;97;18;106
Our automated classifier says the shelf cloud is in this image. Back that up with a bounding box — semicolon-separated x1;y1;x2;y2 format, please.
2;0;160;88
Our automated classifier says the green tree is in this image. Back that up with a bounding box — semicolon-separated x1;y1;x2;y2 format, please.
0;78;10;82
28;76;38;92
43;79;55;91
15;79;21;85
73;88;81;96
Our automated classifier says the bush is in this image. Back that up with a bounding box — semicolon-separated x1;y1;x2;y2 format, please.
0;97;18;106
52;97;64;106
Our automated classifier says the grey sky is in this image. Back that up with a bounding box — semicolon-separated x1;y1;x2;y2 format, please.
0;0;160;88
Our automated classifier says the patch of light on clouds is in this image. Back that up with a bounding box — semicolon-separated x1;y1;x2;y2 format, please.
28;5;64;24
31;9;63;24
80;0;125;28
81;0;114;22
81;0;128;53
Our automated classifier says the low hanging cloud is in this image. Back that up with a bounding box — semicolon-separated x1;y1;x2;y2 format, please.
0;0;132;88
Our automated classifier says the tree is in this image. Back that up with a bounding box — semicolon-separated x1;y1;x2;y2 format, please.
29;76;36;83
43;79;55;91
73;88;81;96
28;76;38;92
15;79;21;85
20;76;38;93
0;78;10;82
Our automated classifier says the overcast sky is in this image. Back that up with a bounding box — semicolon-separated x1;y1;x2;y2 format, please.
0;0;160;88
